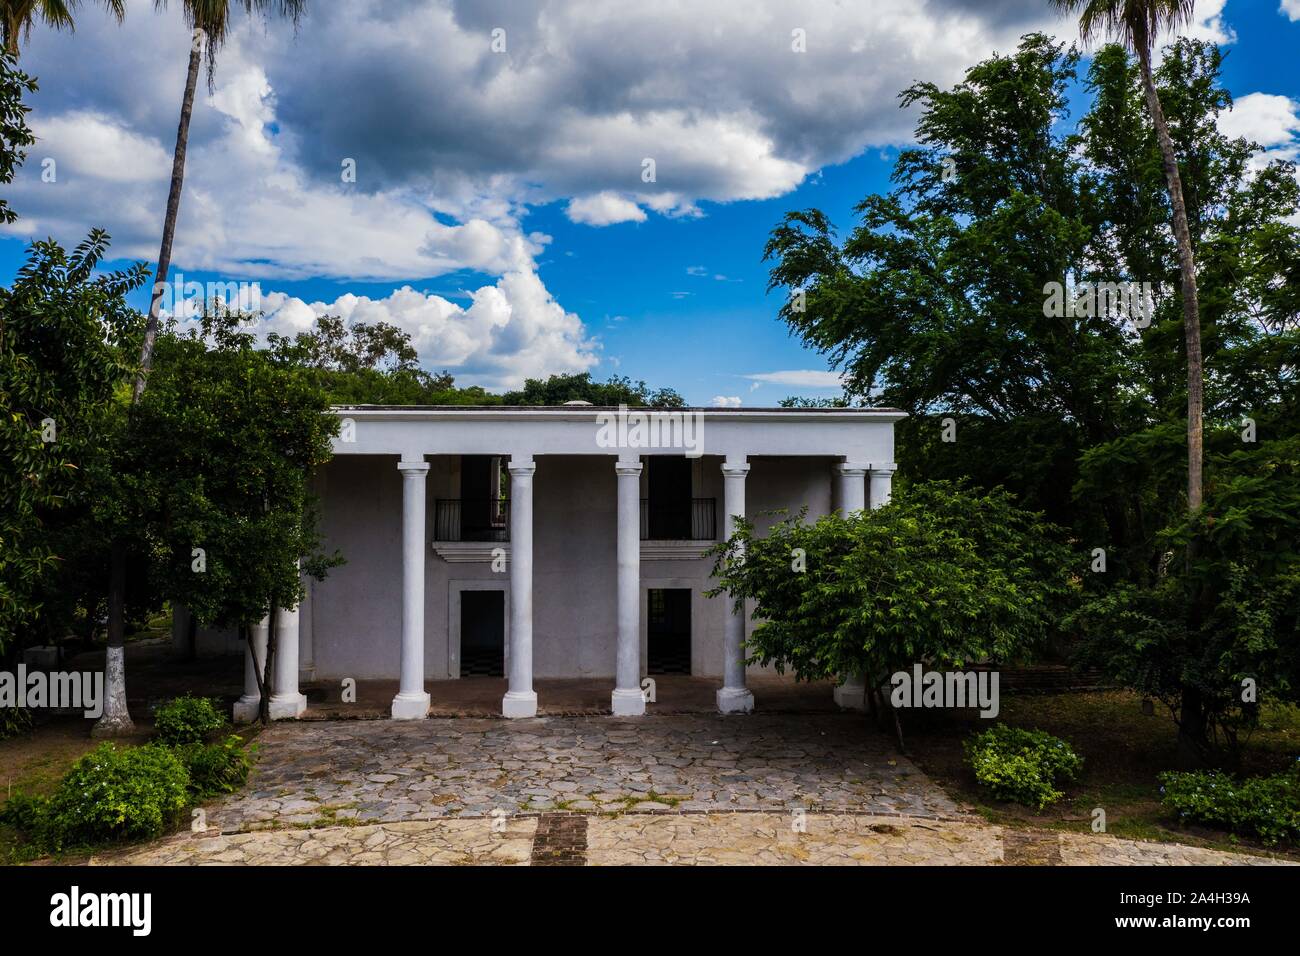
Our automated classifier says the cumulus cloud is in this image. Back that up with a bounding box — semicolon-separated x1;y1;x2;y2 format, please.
1281;1;1300;23
253;273;599;391
1219;92;1300;151
711;395;743;407
566;192;646;226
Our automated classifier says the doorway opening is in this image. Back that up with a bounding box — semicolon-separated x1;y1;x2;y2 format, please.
647;588;691;675
460;590;505;676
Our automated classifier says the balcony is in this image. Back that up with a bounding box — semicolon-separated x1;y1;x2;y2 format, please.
434;498;510;542
641;497;716;541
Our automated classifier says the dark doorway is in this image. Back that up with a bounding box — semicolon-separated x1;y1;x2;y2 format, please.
648;588;691;675
646;457;692;539
460;590;505;677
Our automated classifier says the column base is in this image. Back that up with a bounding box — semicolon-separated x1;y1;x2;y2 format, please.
390;691;430;720
833;680;868;712
502;690;538;719
716;686;755;714
611;687;646;716
233;695;261;723
268;693;307;720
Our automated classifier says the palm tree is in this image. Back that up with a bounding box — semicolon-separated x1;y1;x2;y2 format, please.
1051;1;1204;513
2;0;124;56
96;0;307;736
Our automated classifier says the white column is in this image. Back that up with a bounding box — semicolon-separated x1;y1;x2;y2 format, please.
717;456;755;714
835;461;869;514
503;456;538;718
269;602;306;719
611;456;645;716
392;457;431;719
869;462;897;509
233;614;269;722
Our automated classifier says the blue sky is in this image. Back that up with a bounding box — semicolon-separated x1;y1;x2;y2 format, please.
2;0;1297;405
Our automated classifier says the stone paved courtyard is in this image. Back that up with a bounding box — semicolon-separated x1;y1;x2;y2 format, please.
97;813;1291;866
211;714;964;831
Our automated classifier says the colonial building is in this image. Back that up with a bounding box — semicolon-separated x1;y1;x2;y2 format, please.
217;404;903;721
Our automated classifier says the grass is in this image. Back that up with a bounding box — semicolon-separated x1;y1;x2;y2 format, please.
900;689;1300;859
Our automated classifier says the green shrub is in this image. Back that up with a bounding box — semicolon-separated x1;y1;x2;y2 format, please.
177;735;251;798
965;724;1084;809
153;695;227;746
0;706;32;740
43;743;189;849
1159;765;1300;846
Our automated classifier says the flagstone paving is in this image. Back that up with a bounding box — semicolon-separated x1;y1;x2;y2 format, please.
95;813;1290;866
207;715;965;832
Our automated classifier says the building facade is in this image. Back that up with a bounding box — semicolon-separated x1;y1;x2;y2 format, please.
222;405;904;721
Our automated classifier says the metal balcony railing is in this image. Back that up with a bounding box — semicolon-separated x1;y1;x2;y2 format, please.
434;498;510;542
640;497;717;541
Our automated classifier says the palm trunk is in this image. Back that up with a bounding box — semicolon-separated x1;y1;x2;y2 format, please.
94;35;203;737
1137;45;1204;512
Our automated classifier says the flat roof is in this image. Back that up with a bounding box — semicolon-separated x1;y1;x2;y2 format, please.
330;404;906;414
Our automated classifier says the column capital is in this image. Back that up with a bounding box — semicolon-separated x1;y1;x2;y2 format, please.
507;456;536;477
869;461;899;474
836;460;870;476
397;457;429;475
721;459;750;478
614;461;643;476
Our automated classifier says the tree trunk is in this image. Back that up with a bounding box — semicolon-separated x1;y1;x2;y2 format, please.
134;35;202;401
259;603;278;726
1137;45;1204;513
91;540;133;736
95;35;202;737
1176;686;1210;768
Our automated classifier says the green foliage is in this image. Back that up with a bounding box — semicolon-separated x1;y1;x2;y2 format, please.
121;308;342;635
0;232;147;651
0;705;31;739
153;694;227;746
0;49;36;224
763;33;1300;755
1159;765;1300;845
502;372;686;407
42;743;189;849
176;735;251;798
965;724;1084;809
709;480;1077;685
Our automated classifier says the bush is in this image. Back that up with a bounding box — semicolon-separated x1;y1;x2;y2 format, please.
42;743;189;849
965;724;1084;809
1159;765;1300;846
0;706;32;740
177;735;251;798
153;695;227;746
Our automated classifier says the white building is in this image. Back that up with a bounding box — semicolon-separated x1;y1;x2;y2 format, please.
224;404;903;721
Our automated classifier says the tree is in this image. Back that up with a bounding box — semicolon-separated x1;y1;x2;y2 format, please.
708;481;1076;749
0;233;146;654
0;48;35;225
502;372;686;407
99;0;307;736
1050;1;1204;513
122;308;341;724
763;33;1299;762
1;0;124;56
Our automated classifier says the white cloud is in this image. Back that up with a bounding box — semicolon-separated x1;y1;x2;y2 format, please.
711;395;743;407
1281;1;1300;23
744;370;843;388
566;192;647;226
250;273;599;391
1219;93;1300;150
